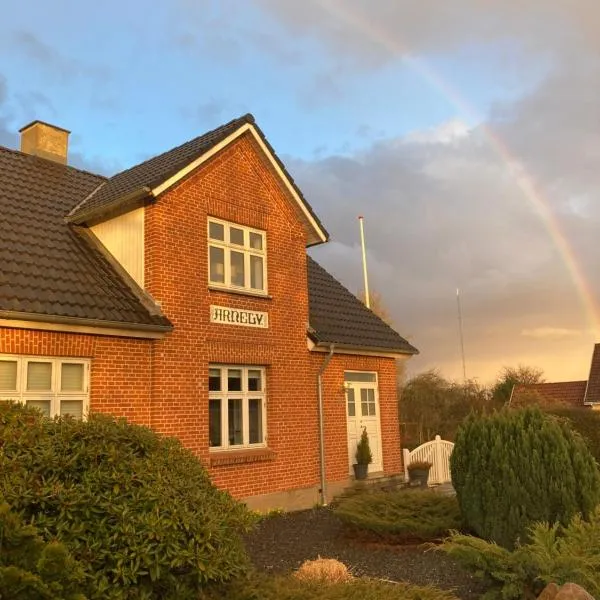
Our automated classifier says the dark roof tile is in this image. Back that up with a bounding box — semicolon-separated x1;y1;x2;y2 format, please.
0;146;171;330
67;114;328;244
584;343;600;404
307;256;418;354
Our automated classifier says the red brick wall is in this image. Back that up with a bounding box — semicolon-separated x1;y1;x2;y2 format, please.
0;329;152;424
0;131;404;502
311;353;402;483
144;133;319;497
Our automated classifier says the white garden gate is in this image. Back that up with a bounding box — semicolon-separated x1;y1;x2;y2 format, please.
402;435;454;485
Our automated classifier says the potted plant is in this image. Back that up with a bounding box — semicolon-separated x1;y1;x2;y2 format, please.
407;460;432;487
353;428;372;480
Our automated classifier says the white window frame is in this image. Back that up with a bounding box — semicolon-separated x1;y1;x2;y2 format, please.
208;365;267;451
207;217;268;295
0;355;90;419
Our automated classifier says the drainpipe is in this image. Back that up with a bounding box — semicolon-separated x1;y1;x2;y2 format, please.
317;344;335;506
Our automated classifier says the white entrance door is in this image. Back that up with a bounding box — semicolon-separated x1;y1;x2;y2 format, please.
345;371;383;474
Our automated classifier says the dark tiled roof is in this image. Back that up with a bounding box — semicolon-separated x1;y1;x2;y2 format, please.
67;114;329;244
307;256;418;355
0;146;171;330
511;381;587;409
584;343;600;404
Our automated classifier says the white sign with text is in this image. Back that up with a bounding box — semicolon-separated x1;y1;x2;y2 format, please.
210;305;269;328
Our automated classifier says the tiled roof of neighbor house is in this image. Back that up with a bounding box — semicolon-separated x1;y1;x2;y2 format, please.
510;381;587;409
67;114;329;244
307;256;418;355
0;146;171;331
584;343;600;404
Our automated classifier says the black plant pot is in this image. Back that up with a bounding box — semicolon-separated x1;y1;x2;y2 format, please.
353;463;369;480
409;469;430;487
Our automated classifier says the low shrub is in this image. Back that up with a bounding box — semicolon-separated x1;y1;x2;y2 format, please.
294;558;352;583
0;402;256;600
439;506;600;600
0;501;86;600
202;573;460;600
333;489;463;543
451;407;600;548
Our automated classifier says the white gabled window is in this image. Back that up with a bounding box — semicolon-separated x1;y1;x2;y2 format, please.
208;218;267;294
0;355;90;419
208;365;266;450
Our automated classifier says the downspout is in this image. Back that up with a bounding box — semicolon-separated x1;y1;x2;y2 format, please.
317;344;335;506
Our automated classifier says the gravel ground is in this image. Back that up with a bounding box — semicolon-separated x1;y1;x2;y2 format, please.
244;507;487;600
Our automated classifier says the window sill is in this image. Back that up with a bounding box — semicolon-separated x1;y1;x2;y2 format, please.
208;285;272;300
209;448;276;467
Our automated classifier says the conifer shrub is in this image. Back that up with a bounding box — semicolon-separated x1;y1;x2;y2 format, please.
333;489;462;543
0;402;256;600
548;408;600;466
450;407;600;548
0;500;86;600
439;506;600;599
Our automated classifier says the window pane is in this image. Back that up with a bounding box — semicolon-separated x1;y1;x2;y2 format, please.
61;363;84;392
250;255;264;290
249;232;263;250
209;368;221;391
209;221;224;241
228;399;243;445
248;369;262;392
344;372;377;383
209;246;225;284
227;369;242;392
0;361;17;390
27;362;52;391
361;402;369;416
60;400;83;419
26;400;51;418
230;227;244;246
249;398;263;444
230;251;245;286
209;399;222;447
346;387;355;417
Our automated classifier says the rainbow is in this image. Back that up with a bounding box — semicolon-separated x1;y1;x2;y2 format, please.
314;0;600;335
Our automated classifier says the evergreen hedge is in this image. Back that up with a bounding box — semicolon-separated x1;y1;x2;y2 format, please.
450;407;600;548
548;408;600;466
0;403;255;600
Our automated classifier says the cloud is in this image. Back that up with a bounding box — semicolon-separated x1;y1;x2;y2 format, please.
299;40;600;382
11;31;111;83
521;328;584;340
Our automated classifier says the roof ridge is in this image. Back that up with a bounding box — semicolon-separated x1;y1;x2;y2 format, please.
67;113;255;221
0;144;107;181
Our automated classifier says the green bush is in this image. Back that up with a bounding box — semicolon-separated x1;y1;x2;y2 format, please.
0;403;255;600
548;408;600;465
439;506;600;600
451;407;600;548
0;500;86;600
333;489;463;542
202;573;460;600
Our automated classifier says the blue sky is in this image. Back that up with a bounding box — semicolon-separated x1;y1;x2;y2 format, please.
1;0;599;383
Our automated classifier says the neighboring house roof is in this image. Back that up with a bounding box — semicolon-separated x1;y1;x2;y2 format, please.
67;113;329;246
510;381;587;409
307;256;418;355
0;146;171;332
584;343;600;404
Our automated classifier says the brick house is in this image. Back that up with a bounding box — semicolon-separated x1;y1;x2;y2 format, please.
511;343;600;410
0;115;417;510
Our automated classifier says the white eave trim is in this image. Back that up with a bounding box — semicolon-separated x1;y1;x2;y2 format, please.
150;123;328;246
0;319;168;340
307;336;413;359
